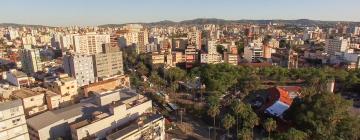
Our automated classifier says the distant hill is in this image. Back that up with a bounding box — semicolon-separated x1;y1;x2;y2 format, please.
0;23;51;28
2;18;359;28
99;18;360;27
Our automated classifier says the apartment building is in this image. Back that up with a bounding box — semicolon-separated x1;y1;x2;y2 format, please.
82;75;130;97
244;42;263;62
0;100;30;140
11;87;59;117
93;44;124;79
73;33;110;55
150;52;165;64
69;89;152;140
63;53;95;87
20;48;44;74
27;88;154;140
44;74;78;107
325;37;350;55
2;69;32;88
26;103;99;140
106;114;165;140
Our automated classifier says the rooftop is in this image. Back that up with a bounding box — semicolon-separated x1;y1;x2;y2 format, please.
12;87;45;99
8;70;27;78
27;103;101;130
0;99;22;111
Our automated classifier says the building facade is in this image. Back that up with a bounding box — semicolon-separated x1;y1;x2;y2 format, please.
63;53;95;87
93;44;124;79
0;100;30;140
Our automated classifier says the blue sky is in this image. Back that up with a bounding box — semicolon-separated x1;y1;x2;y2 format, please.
1;0;359;26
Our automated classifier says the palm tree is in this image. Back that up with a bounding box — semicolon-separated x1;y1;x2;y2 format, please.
238;128;253;140
222;114;235;138
263;118;277;139
208;104;220;139
231;100;245;136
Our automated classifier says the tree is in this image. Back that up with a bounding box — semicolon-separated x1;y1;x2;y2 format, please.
135;62;149;76
285;92;360;139
237;74;260;97
276;128;308;140
238;128;253;140
240;104;259;130
222;114;236;137
208;105;220;139
263;118;277;139
208;105;220;127
165;67;186;82
149;72;166;90
231;100;246;135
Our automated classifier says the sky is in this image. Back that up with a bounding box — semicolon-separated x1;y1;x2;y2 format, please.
1;0;360;26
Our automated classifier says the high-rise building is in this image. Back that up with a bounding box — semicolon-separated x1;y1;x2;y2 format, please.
93;44;124;79
188;31;202;50
201;40;221;64
120;24;149;53
0;100;30;140
244;42;263;62
22;35;37;45
60;34;76;50
185;46;198;68
20;48;43;74
63;53;95;87
73;33;110;55
325;37;350;55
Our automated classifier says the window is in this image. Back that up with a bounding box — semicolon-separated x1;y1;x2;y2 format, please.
12;118;21;125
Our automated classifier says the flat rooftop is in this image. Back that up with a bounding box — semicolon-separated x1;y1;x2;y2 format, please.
27;103;103;130
12;88;44;99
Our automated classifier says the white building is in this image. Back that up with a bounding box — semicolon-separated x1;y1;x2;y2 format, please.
22;35;37;45
0;100;30;140
325;37;350;55
63;53;95;87
200;40;221;64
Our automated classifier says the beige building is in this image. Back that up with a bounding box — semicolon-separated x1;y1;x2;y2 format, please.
69;89;153;140
0;100;30;140
45;74;78;106
150;52;165;64
73;33;110;55
83;75;130;97
224;53;238;65
172;51;185;65
27;103;99;140
106;114;165;140
11;88;48;117
26;88;155;140
93;44;124;79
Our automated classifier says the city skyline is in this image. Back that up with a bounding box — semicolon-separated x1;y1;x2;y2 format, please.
1;0;360;26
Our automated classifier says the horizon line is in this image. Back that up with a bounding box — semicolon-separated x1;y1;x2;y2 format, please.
1;18;360;27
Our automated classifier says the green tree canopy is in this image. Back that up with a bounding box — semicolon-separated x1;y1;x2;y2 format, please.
285;92;360;140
